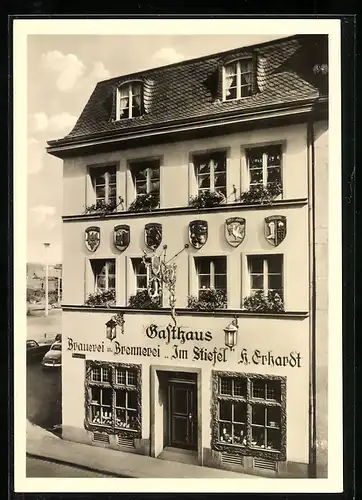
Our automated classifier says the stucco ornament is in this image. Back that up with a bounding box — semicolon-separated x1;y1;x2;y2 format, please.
225;217;246;247
114;225;130;252
264;216;287;247
189;220;208;249
85;226;100;252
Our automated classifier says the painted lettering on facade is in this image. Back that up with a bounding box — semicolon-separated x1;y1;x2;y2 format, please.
145;324;212;344
238;348;301;367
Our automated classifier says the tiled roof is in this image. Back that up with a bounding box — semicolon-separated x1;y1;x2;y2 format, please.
49;35;328;146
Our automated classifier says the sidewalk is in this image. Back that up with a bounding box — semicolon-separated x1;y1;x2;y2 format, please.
26;421;257;478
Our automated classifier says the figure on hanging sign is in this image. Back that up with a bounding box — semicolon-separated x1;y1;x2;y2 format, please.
85;226;100;252
114;225;130;252
264;216;287;246
148;275;162;300
225;217;246;247
145;223;162;250
151;254;161;276
189;220;208;249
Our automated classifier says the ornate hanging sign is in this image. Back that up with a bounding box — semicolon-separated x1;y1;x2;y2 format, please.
144;223;162;251
189;220;208;249
85;226;100;252
225;217;246;247
114;224;130;252
264;215;287;247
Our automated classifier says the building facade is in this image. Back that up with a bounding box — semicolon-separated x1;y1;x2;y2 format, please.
47;35;329;478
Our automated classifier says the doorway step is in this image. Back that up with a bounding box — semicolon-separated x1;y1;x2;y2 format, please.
158;447;199;466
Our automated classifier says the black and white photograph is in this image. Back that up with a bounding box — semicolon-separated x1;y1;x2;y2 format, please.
13;18;343;493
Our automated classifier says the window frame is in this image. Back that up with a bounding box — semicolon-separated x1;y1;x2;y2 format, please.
222;58;254;101
245;144;283;192
89;165;117;207
247;254;284;299
116;81;143;120
211;371;286;460
132;257;151;294
128;157;161;201
194;256;227;299
85;360;142;437
192;150;227;198
90;259;116;294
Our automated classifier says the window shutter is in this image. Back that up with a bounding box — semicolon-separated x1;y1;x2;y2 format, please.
216;64;223;101
143;78;153;114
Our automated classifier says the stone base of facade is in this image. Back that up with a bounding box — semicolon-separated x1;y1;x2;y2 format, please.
202;447;308;478
61;426;308;478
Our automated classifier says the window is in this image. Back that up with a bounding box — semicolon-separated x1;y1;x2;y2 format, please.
91;259;116;293
130;159;160;197
212;372;286;459
248;255;283;299
193;151;227;197
246;145;282;191
132;258;150;293
90;165;117;207
223;59;253;100
195;256;227;298
85;361;142;435
118;82;142;119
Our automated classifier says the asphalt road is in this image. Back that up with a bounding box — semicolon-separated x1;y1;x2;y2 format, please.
27;359;62;430
26;457;120;478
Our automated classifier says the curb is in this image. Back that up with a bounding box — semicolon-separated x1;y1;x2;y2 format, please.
26;452;133;478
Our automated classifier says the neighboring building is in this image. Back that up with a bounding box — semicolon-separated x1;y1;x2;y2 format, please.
47;35;328;478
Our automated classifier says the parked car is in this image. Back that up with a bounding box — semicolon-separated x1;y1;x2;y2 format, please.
41;341;62;368
26;339;53;363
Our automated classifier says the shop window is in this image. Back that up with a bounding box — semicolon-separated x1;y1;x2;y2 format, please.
85;361;142;437
212;371;286;460
248;255;283;299
245;145;283;192
195;256;227;300
91;259;116;293
223;59;253;100
89;165;117;208
193;151;227;197
117;81;143;119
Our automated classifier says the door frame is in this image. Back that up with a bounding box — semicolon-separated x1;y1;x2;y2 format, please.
150;365;202;465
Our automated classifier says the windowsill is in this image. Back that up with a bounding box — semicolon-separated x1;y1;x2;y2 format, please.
63;198;307;222
62;304;308;319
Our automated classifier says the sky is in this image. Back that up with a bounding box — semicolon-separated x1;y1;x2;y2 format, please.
27;33;288;265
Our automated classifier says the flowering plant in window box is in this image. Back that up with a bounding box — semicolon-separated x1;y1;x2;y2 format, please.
85;289;116;307
84;197;124;216
188;190;225;209
128;192;160;212
238;183;282;205
242;290;284;312
128;289;161;309
187;289;227;311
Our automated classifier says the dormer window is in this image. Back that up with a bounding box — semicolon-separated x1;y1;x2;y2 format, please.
223;59;253;101
117;81;142;119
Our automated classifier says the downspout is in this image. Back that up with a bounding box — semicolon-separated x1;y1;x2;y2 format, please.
307;116;317;478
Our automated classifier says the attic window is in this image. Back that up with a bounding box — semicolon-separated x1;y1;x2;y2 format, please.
223;59;253;101
117;81;142;119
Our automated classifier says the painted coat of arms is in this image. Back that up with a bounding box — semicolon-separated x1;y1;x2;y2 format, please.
225;217;246;247
85;226;100;252
114;225;130;252
265;215;287;246
145;223;162;250
189;220;208;249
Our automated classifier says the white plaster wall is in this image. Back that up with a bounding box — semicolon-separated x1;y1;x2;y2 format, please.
62;310;309;464
62;123;308;216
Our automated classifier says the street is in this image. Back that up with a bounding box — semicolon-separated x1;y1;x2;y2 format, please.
27;309;62;430
26;457;120;478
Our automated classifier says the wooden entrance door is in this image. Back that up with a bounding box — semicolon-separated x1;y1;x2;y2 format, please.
168;380;197;450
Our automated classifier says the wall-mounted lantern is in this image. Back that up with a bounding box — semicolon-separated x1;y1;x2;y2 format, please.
224;317;239;350
106;318;117;341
